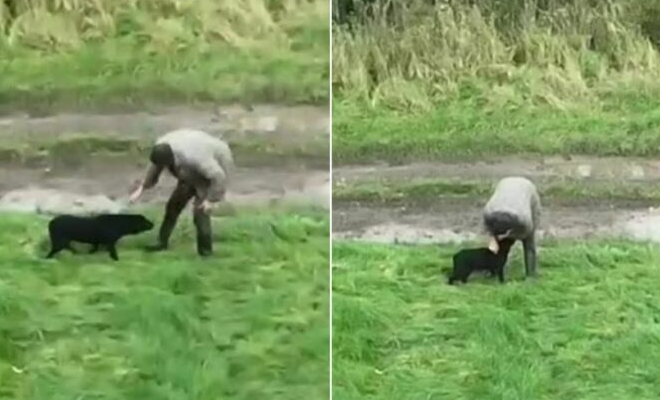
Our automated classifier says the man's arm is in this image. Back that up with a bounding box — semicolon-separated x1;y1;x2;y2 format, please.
142;163;164;189
130;163;164;203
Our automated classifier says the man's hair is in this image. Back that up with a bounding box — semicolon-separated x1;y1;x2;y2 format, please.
484;211;521;236
149;143;174;169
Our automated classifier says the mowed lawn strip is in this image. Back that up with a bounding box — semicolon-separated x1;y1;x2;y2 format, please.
333;96;660;165
333;240;660;400
0;210;329;399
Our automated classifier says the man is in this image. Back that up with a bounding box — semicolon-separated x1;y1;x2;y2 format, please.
129;129;234;257
482;176;541;278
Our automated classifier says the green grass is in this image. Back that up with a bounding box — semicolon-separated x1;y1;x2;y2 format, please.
0;0;329;111
0;38;329;112
332;0;660;164
333;91;660;165
333;240;660;399
333;177;660;205
0;209;329;399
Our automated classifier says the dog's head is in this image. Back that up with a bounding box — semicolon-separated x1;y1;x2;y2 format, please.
124;214;154;234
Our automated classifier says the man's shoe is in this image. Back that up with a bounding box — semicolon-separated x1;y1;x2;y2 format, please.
145;243;168;252
198;248;213;257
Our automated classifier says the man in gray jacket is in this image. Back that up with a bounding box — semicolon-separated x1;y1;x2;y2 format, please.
129;129;234;257
483;177;541;278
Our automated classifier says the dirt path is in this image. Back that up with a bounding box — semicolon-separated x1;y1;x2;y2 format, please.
0;104;329;145
333;156;660;243
334;156;660;185
0;162;330;209
0;105;330;212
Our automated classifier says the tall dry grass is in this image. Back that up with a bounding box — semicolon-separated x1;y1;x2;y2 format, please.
333;0;660;110
0;0;328;52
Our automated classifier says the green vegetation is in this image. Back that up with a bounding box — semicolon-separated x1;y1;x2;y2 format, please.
0;0;329;111
0;209;329;399
334;177;660;205
333;240;660;399
333;95;660;164
0;132;329;169
333;3;660;399
333;0;660;163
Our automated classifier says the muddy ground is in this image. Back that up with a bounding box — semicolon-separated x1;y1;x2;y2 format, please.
6;107;660;242
333;157;660;243
0;105;330;214
0;104;329;144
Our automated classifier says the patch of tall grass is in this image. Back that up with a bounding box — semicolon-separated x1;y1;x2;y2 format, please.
1;0;330;109
333;0;660;111
1;0;326;52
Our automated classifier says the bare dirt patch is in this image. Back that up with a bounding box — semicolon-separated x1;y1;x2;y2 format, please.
335;155;660;185
333;200;638;243
0;104;329;144
333;157;660;244
0;105;330;214
0;162;329;214
0;104;330;169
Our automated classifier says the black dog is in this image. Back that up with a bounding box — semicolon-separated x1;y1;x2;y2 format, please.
448;238;515;284
46;214;154;261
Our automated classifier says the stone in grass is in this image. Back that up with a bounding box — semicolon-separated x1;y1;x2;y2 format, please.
0;187;123;216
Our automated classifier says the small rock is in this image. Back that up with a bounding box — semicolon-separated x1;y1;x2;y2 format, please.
576;164;592;178
257;116;278;133
630;165;645;180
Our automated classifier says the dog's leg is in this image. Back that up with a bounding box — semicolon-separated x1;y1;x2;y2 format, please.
47;237;74;258
497;268;505;283
46;245;63;259
107;243;119;261
89;243;100;254
65;243;77;254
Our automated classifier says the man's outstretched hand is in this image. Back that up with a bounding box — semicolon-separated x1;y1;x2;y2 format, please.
129;185;143;203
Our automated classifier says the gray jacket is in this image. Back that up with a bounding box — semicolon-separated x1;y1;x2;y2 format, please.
142;129;234;202
483;177;541;236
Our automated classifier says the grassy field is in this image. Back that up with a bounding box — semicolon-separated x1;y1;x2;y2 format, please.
333;240;660;400
333;93;660;164
0;209;329;399
0;0;329;111
333;0;660;164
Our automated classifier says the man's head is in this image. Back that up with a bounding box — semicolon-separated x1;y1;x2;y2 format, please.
149;143;175;170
